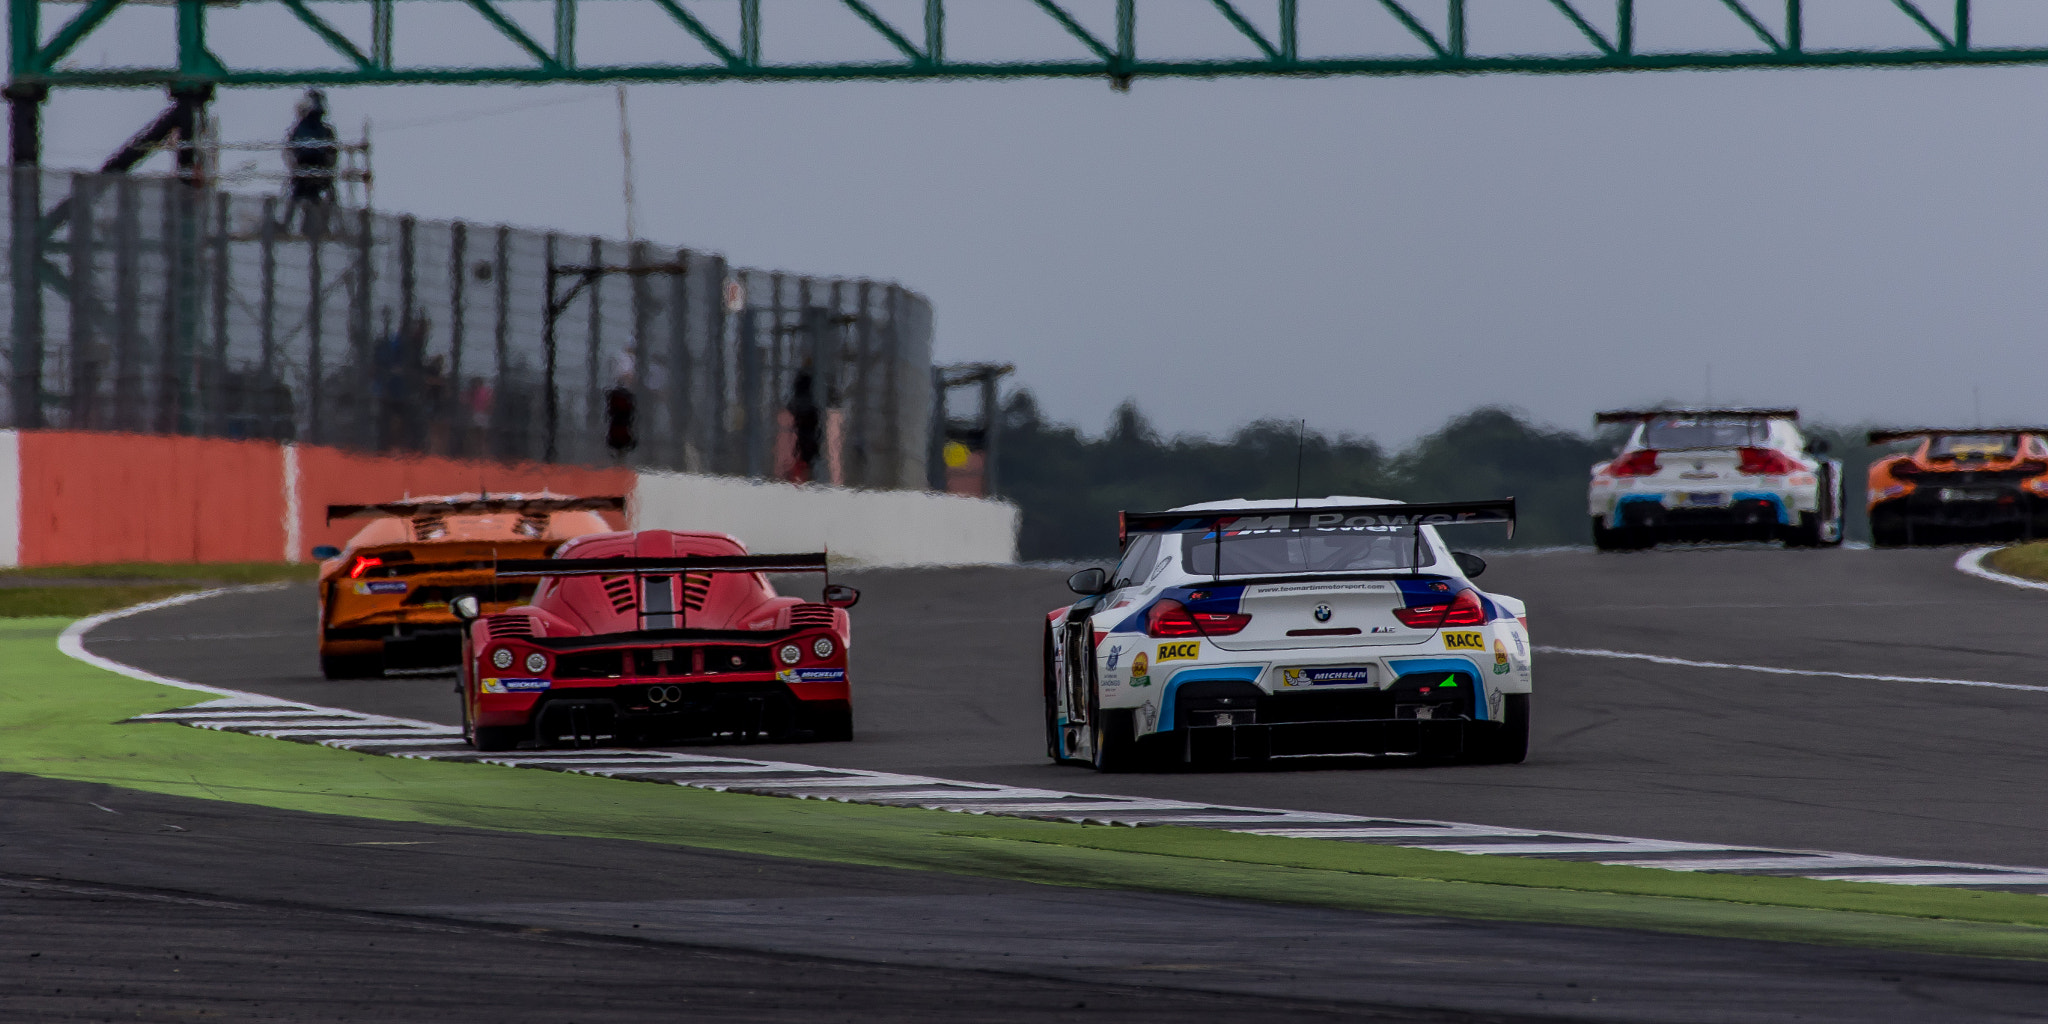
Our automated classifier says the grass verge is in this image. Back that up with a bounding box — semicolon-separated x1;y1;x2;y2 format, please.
1988;542;2048;583
9;613;2048;960
0;563;316;617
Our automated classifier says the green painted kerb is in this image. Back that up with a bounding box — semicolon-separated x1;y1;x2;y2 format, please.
9;614;2048;961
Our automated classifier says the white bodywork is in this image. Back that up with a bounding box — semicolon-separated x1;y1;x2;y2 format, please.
1589;414;1844;545
1046;496;1530;767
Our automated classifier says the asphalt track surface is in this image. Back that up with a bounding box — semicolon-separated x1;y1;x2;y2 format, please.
87;546;2048;867
20;545;2048;1020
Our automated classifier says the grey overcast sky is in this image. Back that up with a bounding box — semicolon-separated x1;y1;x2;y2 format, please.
33;2;2048;443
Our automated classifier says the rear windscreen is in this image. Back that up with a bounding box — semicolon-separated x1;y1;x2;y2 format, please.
1929;434;2017;459
1641;418;1768;450
1181;524;1428;576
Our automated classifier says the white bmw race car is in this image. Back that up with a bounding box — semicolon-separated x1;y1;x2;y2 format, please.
1043;497;1531;771
1589;408;1844;550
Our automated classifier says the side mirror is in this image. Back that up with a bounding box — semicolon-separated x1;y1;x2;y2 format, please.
1451;551;1487;578
451;595;482;621
1806;438;1831;455
1066;567;1111;596
822;584;861;608
311;545;341;561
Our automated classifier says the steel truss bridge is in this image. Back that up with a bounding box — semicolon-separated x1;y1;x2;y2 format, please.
8;0;2048;93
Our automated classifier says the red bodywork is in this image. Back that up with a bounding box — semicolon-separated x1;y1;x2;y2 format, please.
458;529;854;750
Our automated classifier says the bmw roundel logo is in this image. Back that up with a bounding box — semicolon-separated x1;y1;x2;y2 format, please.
1313;603;1333;623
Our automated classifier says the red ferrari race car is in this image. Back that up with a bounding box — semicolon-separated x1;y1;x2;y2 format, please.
453;529;859;751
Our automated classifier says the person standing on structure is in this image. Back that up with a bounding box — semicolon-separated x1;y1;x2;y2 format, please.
283;89;338;233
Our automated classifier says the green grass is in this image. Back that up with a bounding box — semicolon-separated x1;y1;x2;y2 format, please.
1988;543;2048;583
0;563;316;617
10;613;2048;960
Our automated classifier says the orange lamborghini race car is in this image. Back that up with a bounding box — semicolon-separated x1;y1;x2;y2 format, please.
314;493;626;678
1866;429;2048;546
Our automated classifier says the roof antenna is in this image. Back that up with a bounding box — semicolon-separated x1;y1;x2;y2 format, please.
1292;419;1307;509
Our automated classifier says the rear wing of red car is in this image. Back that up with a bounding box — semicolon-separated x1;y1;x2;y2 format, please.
1119;499;1516;548
1867;428;2048;445
490;553;847;630
491;553;829;577
1595;408;1799;424
326;494;628;523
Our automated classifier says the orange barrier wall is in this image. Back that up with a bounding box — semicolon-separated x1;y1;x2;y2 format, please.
12;431;636;566
17;431;287;565
294;448;633;559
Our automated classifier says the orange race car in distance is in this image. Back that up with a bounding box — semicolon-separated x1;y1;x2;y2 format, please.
1866;429;2048;547
314;494;626;678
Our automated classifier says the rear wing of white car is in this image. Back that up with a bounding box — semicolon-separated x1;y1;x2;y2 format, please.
1595;408;1798;425
1118;499;1516;550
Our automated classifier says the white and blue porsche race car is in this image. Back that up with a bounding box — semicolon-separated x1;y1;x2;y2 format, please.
1044;497;1530;771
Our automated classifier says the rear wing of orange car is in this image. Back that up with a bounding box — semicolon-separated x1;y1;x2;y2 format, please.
325;495;628;522
1595;408;1799;424
1867;428;2048;445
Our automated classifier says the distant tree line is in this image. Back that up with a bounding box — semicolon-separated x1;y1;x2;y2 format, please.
996;392;1886;561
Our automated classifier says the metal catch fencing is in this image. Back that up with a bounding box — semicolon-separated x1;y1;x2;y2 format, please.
0;168;935;489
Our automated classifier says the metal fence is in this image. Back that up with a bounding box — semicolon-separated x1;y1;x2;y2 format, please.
0;168;935;489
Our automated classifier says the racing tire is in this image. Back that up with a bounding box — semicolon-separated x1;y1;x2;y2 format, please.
1783;513;1827;548
462;699;524;751
1870;508;1910;548
469;726;523;752
1473;694;1530;765
320;652;383;679
1591;517;1650;552
1089;701;1146;773
809;706;854;743
1043;624;1066;763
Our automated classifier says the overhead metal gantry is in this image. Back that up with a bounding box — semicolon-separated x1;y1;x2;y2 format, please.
6;0;2040;93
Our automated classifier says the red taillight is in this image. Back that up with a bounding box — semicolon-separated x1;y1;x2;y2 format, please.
1392;589;1486;629
1738;447;1802;476
1606;450;1660;477
347;555;382;579
1146;599;1252;638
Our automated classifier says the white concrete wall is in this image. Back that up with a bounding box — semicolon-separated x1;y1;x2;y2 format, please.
632;471;1019;567
0;431;16;567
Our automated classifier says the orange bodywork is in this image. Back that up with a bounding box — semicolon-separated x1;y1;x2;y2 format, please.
317;498;621;675
1866;431;2048;545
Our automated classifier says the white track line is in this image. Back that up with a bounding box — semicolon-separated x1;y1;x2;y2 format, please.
1955;545;2048;592
58;584;293;700
57;590;2048;893
1536;646;2048;694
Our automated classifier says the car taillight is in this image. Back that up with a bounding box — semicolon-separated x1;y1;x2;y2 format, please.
1146;599;1252;637
1392;589;1486;629
347;555;382;579
1605;450;1660;477
1889;461;1920;480
1738;447;1802;476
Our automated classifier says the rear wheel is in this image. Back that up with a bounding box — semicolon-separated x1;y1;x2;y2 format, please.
1591;517;1650;552
1473;694;1530;764
320;652;382;679
462;699;523;752
1089;692;1145;773
1870;507;1910;548
1043;624;1069;763
809;706;854;742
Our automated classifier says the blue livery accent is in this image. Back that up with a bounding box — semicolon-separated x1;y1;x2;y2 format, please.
1156;665;1264;733
1386;656;1487;721
1611;492;1663;528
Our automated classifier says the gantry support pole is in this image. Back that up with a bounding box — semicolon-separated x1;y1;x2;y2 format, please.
6;80;44;428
